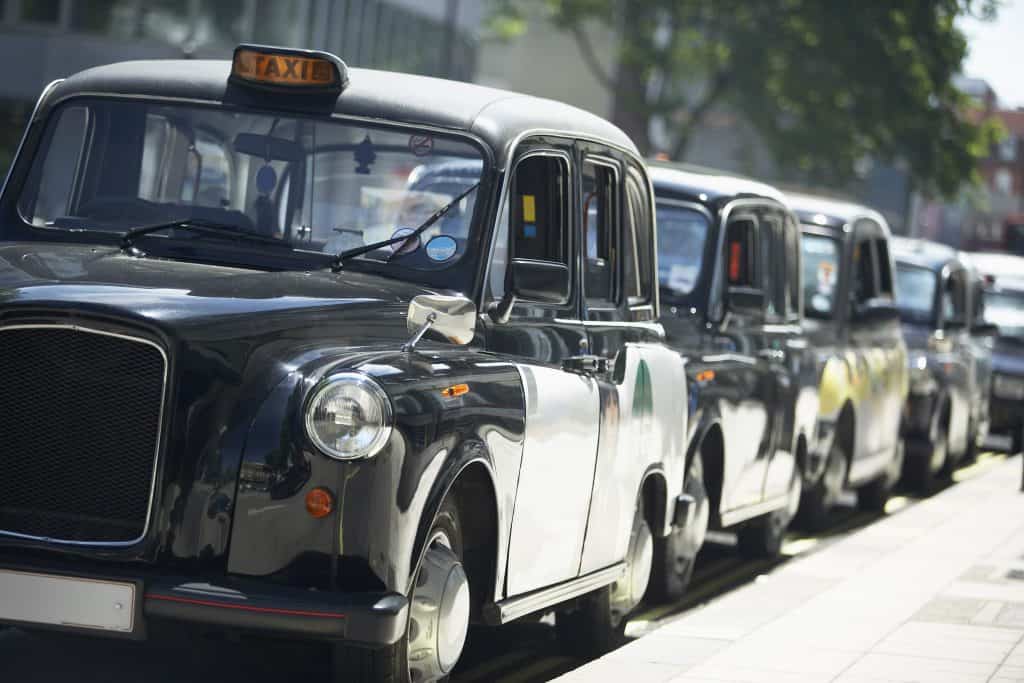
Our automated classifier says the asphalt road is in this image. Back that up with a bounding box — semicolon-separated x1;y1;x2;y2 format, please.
0;452;1008;683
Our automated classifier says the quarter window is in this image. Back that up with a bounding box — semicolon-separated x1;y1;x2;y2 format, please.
623;167;653;304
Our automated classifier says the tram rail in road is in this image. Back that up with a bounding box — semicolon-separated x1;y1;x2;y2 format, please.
0;452;1009;683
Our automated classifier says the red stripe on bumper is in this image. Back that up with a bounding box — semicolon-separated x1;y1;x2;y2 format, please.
147;593;346;619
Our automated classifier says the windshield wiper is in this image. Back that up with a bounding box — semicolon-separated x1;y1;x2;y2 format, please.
120;218;286;252
331;182;480;271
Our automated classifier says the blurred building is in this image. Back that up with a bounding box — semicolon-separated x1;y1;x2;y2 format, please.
0;0;481;177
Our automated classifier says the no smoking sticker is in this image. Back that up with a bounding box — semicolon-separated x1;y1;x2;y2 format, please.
408;134;434;157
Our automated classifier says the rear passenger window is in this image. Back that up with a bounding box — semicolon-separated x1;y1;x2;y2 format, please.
726;219;758;288
761;214;786;320
874;238;894;300
582;159;618;304
784;216;801;319
623;167;653;305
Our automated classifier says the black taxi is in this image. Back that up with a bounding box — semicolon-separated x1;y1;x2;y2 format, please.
646;164;818;600
789;194;907;527
891;238;994;491
0;46;692;680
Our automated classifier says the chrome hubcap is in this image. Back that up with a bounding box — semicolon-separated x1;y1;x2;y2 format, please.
406;533;470;683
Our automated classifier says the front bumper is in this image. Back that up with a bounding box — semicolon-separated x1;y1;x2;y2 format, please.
0;561;408;646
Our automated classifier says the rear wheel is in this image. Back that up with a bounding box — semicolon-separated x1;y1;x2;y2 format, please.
332;497;469;683
904;406;949;494
736;468;800;559
796;443;848;532
1012;426;1023;456
858;441;903;512
649;453;710;602
557;496;653;657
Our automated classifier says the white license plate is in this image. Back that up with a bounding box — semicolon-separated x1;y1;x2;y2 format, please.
0;569;136;633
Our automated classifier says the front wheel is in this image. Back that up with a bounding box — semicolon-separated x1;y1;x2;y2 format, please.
333;497;469;683
557;497;653;657
648;453;709;603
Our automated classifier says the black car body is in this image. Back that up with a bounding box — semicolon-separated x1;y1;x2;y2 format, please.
968;252;1024;454
0;47;691;680
647;165;817;596
789;194;907;525
891;238;992;489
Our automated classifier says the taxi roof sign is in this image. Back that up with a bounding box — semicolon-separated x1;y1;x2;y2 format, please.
230;44;349;93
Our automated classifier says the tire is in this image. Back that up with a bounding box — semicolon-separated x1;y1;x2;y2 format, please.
736;468;799;559
858;440;903;512
557;497;653;657
962;420;979;465
649;453;709;603
333;497;467;683
795;442;848;532
1012;427;1023;456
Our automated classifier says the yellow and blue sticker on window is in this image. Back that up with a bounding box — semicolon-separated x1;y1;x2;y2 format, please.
521;194;537;238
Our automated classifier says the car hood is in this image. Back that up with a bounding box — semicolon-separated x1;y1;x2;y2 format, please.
0;242;430;339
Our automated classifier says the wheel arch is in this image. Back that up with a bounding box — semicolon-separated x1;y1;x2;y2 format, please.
410;439;501;622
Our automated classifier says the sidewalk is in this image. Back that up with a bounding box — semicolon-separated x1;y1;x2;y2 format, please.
556;456;1024;683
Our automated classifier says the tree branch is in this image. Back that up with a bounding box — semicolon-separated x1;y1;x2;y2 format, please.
671;70;731;160
569;23;615;92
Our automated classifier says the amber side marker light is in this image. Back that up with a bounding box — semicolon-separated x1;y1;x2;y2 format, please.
441;383;470;398
230;44;349;93
306;487;335;519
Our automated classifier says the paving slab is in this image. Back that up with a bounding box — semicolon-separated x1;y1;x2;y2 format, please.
555;456;1024;683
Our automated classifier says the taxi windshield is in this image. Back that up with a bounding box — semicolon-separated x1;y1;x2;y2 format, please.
895;262;938;325
17;99;485;274
656;203;710;299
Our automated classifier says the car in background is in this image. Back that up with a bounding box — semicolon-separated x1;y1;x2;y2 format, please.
891;238;993;491
648;164;818;600
969;252;1024;455
788;194;907;528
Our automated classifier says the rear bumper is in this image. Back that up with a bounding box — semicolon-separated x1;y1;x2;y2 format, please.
0;562;407;646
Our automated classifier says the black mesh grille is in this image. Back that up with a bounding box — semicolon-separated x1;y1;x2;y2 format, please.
0;326;166;544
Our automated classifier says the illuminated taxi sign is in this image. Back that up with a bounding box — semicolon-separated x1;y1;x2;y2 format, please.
230;44;348;93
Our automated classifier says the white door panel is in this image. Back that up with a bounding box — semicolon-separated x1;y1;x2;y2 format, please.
505;365;601;596
580;344;687;573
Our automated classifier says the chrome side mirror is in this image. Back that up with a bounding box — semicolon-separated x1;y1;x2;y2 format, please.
406;294;476;350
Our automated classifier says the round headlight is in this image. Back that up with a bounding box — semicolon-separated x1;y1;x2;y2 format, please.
305;372;393;460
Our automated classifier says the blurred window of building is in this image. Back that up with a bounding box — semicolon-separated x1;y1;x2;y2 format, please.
999;134;1018;162
250;0;308;49
995;168;1013;195
0;98;32;178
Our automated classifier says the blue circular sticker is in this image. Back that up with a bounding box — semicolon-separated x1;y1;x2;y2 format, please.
425;235;458;262
256;164;277;194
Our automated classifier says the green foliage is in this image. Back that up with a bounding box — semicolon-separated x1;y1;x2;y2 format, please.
490;0;1002;197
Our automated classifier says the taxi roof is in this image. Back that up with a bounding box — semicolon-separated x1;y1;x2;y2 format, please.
43;59;639;165
891;236;964;272
785;192;887;232
968;251;1024;287
649;163;787;206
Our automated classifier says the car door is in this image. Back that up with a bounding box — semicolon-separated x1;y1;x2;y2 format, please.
481;141;601;596
939;266;973;454
573;149;684;574
716;208;777;512
760;208;804;502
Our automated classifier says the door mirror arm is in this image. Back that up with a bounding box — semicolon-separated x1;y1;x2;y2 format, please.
487;293;516;324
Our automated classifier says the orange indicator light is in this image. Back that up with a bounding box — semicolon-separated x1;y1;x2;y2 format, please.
305;487;335;519
441;383;470;398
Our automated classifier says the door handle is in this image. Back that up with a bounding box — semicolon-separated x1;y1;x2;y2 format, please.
563;355;611;375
